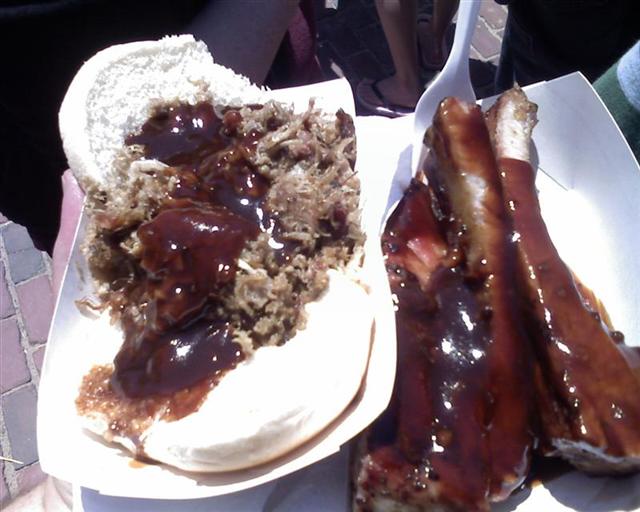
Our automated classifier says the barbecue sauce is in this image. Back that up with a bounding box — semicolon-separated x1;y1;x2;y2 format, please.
362;181;494;511
106;103;274;405
136;207;257;333
111;206;255;398
113;320;242;399
126;102;228;166
499;156;640;461
81;102;293;428
77;100;361;449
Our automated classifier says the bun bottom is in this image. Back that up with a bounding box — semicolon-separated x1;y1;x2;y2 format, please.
81;269;373;472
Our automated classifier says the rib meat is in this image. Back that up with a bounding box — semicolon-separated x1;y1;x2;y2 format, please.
354;180;493;511
487;88;640;474
353;98;534;511
426;98;534;498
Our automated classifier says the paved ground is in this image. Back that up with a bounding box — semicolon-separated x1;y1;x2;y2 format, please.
0;0;506;506
0;217;52;505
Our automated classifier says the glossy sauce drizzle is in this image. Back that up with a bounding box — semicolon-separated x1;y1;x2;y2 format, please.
77;101;357;446
365;181;495;510
80;103;289;428
107;103;276;404
111;206;256;398
499;156;640;458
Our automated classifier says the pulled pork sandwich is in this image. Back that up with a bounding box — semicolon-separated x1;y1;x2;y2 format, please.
59;35;374;472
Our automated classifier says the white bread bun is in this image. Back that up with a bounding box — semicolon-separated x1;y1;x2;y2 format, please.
82;268;372;472
59;34;267;189
59;35;374;472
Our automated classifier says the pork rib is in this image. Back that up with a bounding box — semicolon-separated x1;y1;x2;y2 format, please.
426;98;534;498
487;88;640;474
355;179;495;511
353;97;535;511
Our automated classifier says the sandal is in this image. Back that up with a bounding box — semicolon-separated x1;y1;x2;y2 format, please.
355;78;414;118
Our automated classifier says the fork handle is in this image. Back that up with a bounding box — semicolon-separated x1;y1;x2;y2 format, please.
446;1;481;80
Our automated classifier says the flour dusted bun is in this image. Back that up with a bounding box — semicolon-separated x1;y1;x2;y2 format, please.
60;34;267;189
60;35;374;472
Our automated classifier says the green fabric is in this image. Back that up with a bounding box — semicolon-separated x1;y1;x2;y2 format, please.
594;64;640;163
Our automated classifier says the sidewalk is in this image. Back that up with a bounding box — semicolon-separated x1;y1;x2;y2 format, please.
0;217;52;504
0;0;506;505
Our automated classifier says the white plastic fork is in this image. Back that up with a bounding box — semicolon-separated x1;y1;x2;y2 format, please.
411;0;481;175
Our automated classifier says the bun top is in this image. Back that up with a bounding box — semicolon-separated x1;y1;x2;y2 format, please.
59;34;268;189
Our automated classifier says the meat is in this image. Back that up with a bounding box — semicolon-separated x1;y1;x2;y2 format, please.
355;181;492;512
487;88;640;474
354;88;640;512
353;98;534;512
426;99;534;498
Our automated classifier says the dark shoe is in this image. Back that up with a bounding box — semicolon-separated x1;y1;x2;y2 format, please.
355;79;414;118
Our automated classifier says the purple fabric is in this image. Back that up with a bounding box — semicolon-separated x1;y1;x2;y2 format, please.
266;0;323;89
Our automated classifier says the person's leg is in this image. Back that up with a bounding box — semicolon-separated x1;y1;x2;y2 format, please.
357;0;421;111
189;0;299;85
419;0;458;69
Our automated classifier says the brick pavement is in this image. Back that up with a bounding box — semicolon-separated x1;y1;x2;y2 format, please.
0;218;51;506
0;1;505;506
